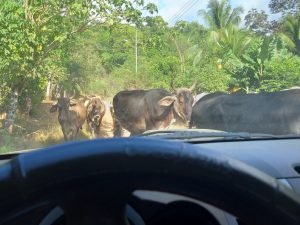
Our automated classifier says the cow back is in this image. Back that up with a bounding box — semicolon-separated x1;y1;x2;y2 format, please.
113;89;174;134
69;101;87;128
191;90;300;134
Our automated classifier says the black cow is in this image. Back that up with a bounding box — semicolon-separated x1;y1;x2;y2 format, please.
190;89;300;135
113;86;195;136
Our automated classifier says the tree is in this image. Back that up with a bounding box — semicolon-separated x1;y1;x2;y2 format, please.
213;25;252;57
261;54;300;91
224;36;284;92
245;9;271;35
173;21;207;43
0;0;153;133
198;0;244;30
269;0;300;15
280;15;300;56
198;0;247;72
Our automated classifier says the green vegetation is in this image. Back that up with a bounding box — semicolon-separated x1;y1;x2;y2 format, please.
1;0;300;149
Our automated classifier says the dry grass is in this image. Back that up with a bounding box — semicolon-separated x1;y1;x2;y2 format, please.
0;101;92;153
0;101;188;154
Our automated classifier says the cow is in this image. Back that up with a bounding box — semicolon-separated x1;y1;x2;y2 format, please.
85;96;106;138
49;97;87;141
190;89;300;135
96;102;131;138
112;84;195;136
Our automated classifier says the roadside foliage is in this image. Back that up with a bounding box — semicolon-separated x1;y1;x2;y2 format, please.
0;0;300;150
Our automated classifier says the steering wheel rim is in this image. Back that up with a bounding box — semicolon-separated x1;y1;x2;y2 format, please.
0;138;300;225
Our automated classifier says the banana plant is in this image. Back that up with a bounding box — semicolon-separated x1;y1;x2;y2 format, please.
224;36;284;91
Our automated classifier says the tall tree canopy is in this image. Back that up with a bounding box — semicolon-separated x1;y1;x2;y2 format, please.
198;0;244;30
0;0;155;132
269;0;300;15
245;9;271;35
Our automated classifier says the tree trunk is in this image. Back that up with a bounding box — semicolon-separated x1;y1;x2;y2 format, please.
171;36;185;74
24;97;32;117
45;80;52;100
175;40;185;73
4;90;19;134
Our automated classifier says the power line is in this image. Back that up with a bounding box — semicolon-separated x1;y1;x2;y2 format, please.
168;0;195;23
169;0;199;24
173;0;199;22
168;0;199;25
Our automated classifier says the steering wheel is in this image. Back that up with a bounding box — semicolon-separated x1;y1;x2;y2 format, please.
0;138;300;225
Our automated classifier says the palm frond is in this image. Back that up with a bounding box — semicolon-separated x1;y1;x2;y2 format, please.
198;0;243;30
280;33;296;50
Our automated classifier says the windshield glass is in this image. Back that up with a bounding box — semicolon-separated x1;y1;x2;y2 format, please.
1;0;300;153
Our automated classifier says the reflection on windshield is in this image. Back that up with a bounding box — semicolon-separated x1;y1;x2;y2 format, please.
0;0;300;152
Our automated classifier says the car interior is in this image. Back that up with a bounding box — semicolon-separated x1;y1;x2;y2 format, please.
0;138;300;225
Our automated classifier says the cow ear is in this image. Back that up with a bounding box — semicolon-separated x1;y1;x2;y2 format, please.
49;104;58;113
159;96;177;106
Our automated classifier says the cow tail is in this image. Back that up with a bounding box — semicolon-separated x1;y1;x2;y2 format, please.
110;106;122;137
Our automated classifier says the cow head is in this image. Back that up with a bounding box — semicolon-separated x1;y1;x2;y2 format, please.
49;98;79;127
161;83;195;123
50;97;76;113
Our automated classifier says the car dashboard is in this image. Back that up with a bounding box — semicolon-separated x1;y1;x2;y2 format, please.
0;137;299;225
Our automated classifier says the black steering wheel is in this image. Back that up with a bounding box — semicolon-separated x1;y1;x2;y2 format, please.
0;138;300;225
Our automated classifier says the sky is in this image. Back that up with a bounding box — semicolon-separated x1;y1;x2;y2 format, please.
146;0;280;26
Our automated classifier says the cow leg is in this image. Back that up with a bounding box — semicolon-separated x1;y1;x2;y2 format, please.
64;128;74;141
94;126;100;138
114;129;122;137
67;132;73;141
129;129;144;136
91;129;96;139
129;132;137;136
113;124;123;137
61;127;68;141
72;128;79;140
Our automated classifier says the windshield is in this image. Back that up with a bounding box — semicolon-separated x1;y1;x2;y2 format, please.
1;0;300;153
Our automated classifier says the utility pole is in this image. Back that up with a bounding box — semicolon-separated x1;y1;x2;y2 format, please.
135;27;138;75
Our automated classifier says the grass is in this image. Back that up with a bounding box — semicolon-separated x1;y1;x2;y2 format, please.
0;101;92;154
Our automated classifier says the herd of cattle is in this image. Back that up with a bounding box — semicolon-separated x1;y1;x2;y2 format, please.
49;85;300;141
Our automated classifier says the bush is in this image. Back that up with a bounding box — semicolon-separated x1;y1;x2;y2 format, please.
181;64;232;93
260;55;300;92
0;129;15;153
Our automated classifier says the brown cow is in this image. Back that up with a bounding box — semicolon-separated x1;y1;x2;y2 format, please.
85;96;106;138
50;97;86;141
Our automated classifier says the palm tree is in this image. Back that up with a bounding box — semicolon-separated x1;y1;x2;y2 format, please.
280;15;300;56
214;25;252;57
198;0;247;57
198;0;244;30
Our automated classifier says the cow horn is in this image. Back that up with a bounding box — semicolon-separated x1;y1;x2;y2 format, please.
189;81;197;91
